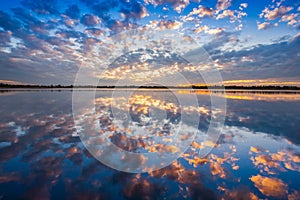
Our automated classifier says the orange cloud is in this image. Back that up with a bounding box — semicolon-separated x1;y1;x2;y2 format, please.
250;175;287;197
0;79;31;85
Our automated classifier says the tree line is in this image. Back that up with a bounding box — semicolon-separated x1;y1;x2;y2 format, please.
0;83;299;90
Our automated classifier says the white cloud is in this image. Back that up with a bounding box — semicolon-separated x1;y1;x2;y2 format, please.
189;5;215;18
260;6;293;20
281;13;299;26
194;26;224;35
149;20;183;30
206;27;224;35
257;21;272;30
194;25;209;33
216;10;235;20
216;0;232;11
240;3;248;9
144;0;190;13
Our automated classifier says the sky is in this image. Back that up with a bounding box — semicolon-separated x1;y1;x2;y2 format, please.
0;0;299;85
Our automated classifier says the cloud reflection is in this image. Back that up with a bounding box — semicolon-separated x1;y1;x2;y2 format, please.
0;91;300;199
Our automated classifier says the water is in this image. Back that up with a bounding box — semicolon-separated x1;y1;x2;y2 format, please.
0;90;300;199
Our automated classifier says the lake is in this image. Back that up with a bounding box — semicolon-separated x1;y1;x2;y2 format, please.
0;89;300;199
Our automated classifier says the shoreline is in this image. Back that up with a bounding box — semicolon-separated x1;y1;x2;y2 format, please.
1;87;300;93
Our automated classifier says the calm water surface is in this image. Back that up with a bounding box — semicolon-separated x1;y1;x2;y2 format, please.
0;90;300;199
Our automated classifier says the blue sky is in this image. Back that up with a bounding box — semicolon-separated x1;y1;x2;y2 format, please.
0;0;299;85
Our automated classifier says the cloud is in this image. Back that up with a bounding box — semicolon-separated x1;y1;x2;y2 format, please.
202;31;235;53
21;0;58;14
257;21;272;30
84;28;104;36
250;175;287;197
0;43;79;83
62;18;78;27
81;14;101;26
216;10;235;20
45;36;69;46
207;27;224;35
0;79;28;85
12;8;56;35
187;2;246;31
55;29;85;39
157;20;182;29
194;25;209;33
216;0;232;11
21;35;52;53
251;154;284;174
150;162;218;199
212;33;300;81
148;20;183;30
223;187;259;200
0;30;12;46
240;3;248;9
189;5;215;18
260;6;293;20
289;191;300;200
12;7;39;25
121;177;165;199
257;2;299;29
210;162;226;178
145;0;190;13
194;26;224;35
120;1;148;20
106;19;137;33
0;0;298;85
291;32;300;42
281;13;300;27
79;37;102;52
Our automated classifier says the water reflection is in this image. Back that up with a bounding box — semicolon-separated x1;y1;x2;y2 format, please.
178;89;300;101
0;90;300;199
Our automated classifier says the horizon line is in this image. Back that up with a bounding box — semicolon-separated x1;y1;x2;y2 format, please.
1;83;300;90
